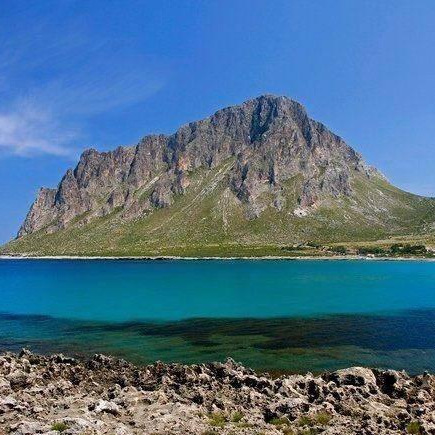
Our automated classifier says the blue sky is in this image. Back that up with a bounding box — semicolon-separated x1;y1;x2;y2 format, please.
0;0;434;243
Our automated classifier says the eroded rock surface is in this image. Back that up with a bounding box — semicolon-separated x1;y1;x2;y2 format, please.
1;350;434;434
18;95;378;237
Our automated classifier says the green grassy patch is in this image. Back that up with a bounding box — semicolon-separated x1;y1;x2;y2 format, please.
208;412;227;428
2;169;435;257
406;421;422;434
51;422;69;432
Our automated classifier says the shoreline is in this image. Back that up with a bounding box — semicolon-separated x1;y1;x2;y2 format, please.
1;350;433;435
1;253;435;261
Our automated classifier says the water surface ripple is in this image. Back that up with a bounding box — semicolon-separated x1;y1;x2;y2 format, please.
1;259;434;373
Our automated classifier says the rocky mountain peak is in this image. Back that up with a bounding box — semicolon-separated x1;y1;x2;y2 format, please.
18;95;377;238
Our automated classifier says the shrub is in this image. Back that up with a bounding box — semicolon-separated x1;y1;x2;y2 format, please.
406;421;422;434
208;412;227;427
231;411;244;423
297;415;313;426
330;245;347;254
281;246;300;252
298;429;319;435
51;422;69;432
357;246;386;256
235;422;254;428
390;244;427;255
314;412;332;425
390;243;403;254
270;416;291;426
403;245;425;255
306;241;322;249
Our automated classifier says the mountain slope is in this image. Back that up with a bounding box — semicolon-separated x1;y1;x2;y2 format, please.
3;95;435;256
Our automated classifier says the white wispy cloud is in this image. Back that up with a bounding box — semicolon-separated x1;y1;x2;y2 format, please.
0;99;78;157
0;4;166;158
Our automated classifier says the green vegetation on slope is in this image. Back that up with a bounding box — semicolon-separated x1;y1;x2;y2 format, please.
2;162;435;257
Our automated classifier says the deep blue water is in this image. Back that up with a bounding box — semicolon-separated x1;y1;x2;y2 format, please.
1;259;435;373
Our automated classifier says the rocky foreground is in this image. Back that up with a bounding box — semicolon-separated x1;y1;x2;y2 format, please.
0;351;433;435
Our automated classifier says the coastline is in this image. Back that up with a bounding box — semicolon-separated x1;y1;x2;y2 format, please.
1;253;435;261
1;349;432;435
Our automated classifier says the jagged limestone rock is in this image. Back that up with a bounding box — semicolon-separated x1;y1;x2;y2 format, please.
18;95;372;237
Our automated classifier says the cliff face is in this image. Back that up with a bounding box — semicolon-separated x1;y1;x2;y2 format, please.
10;94;435;255
17;95;375;238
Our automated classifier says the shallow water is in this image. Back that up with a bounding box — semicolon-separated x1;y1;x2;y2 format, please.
1;259;435;373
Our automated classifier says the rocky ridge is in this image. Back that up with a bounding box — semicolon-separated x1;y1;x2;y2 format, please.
18;95;379;237
1;350;434;435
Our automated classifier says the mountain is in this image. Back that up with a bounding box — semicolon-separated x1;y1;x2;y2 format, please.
3;95;435;256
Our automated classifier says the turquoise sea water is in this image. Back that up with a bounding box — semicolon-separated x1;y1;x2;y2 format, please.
1;259;435;373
